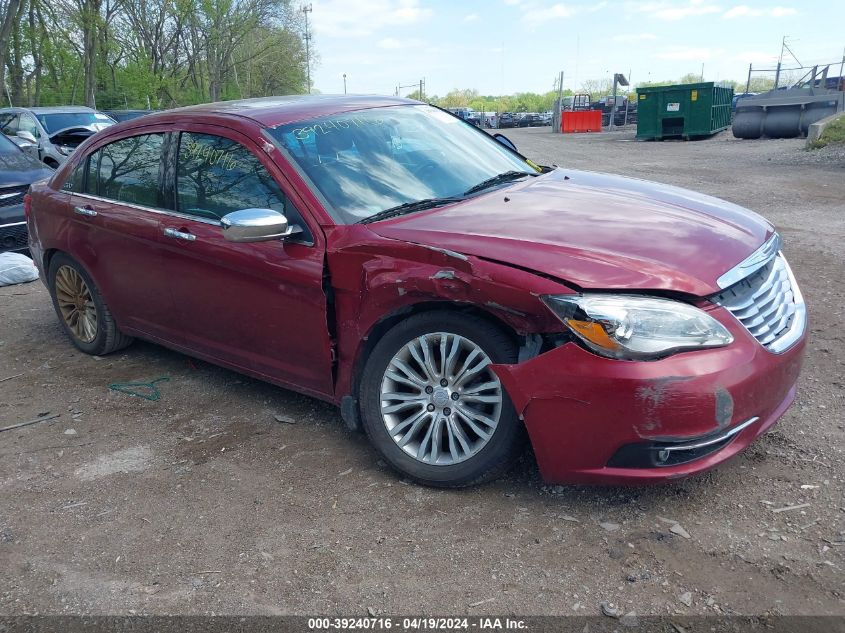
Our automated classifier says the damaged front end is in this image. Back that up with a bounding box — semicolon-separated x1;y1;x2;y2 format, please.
327;225;806;485
490;306;805;484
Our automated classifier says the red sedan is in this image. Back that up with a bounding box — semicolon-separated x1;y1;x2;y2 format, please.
25;96;807;487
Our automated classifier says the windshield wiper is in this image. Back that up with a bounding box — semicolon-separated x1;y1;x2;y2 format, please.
359;196;464;224
462;170;536;196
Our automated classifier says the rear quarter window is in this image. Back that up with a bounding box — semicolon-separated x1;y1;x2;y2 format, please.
61;157;88;193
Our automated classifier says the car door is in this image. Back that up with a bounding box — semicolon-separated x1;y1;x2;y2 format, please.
156;127;334;398
63;132;179;344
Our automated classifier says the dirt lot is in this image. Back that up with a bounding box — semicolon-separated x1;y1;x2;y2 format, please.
1;128;843;617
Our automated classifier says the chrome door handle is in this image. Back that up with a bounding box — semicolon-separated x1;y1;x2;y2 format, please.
163;228;196;241
73;206;97;217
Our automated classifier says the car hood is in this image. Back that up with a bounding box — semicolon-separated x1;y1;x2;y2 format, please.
367;168;772;297
49;125;107;147
0;152;52;187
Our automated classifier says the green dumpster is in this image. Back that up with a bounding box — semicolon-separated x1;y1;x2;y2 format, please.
636;82;733;140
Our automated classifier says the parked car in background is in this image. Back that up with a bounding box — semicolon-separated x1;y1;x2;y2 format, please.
446;107;480;126
498;112;516;128
0;106;114;168
540;112;552;126
27;96;806;488
0;133;53;253
103;109;155;123
517;113;543;127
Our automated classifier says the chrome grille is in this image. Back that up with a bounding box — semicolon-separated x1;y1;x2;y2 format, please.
0;185;27;209
711;252;806;353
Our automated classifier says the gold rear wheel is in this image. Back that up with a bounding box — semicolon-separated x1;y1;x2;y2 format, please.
54;265;98;343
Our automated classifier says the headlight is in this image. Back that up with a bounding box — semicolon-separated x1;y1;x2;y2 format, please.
542;294;733;360
58;145;74;155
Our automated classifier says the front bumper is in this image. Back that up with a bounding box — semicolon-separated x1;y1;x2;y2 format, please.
491;306;806;484
0;211;28;253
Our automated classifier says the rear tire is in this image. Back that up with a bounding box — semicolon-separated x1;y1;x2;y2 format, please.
47;253;133;355
359;311;524;488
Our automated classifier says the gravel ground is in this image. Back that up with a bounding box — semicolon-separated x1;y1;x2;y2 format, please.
0;128;843;617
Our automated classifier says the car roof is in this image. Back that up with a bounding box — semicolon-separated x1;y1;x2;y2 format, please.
138;95;418;128
0;106;97;114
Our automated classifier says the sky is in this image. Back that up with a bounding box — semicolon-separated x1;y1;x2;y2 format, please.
308;0;845;97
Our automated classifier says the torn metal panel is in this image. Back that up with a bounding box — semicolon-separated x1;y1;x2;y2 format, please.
324;224;572;401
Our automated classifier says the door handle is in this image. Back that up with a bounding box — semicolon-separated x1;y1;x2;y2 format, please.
73;206;97;217
163;227;196;241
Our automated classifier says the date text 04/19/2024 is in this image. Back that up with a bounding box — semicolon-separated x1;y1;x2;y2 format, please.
307;618;528;631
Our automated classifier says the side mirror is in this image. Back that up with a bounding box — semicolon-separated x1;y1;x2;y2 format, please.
220;208;302;243
493;133;517;153
16;130;37;144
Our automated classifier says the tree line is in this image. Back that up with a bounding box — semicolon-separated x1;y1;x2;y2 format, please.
0;0;310;110
416;72;779;113
412;88;572;114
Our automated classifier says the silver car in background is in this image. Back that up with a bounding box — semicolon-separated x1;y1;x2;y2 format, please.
0;106;114;168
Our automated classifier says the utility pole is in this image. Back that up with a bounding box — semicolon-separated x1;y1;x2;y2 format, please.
302;4;312;93
554;70;564;133
776;35;802;89
343;73;347;94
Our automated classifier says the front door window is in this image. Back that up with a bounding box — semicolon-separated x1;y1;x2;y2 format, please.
177;132;286;221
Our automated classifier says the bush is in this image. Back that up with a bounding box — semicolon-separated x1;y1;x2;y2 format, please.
809;115;845;148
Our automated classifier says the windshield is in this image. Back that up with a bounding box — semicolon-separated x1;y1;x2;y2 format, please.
36;112;114;135
268;104;536;223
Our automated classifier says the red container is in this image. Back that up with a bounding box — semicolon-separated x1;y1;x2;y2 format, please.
562;110;602;133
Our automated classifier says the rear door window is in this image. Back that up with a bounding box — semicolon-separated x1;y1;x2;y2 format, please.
92;134;167;208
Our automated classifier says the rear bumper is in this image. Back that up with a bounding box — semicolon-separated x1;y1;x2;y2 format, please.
491;307;806;484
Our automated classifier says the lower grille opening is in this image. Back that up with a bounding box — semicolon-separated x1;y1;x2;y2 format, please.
607;417;759;469
0;223;28;252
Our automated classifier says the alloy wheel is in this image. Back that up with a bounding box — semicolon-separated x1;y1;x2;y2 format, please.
54;265;98;343
380;332;504;465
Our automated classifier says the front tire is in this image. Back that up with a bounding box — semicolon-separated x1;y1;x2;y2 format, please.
47;253;133;355
359;311;524;487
